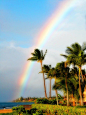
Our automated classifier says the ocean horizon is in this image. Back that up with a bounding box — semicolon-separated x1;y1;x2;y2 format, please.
0;102;34;109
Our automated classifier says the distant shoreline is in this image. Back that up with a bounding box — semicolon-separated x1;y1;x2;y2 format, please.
0;101;34;112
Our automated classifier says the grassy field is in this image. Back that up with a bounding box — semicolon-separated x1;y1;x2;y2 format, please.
0;104;86;115
32;104;86;115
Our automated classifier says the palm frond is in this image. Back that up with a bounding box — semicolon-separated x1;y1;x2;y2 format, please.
60;54;68;58
66;47;74;54
31;53;36;56
71;43;81;55
34;49;41;59
72;42;81;50
82;42;86;51
39;71;43;73
41;50;43;58
83;54;86;58
44;49;47;58
27;57;37;61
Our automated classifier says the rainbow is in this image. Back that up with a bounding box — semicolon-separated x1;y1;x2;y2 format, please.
17;0;78;98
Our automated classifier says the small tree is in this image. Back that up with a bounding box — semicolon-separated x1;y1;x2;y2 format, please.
19;96;23;101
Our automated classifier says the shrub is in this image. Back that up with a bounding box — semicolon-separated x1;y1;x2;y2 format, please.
0;114;14;115
12;105;25;115
30;108;37;114
36;98;49;104
36;98;57;105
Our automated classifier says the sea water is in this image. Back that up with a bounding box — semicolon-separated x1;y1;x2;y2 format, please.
0;102;34;109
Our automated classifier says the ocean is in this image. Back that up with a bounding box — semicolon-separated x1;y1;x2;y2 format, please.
0;102;34;109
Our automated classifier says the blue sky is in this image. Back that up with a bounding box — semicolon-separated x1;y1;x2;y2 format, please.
0;0;86;102
0;0;59;48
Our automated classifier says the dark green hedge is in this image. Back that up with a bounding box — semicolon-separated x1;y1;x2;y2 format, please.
36;98;57;104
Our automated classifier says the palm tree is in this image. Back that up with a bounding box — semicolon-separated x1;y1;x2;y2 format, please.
81;69;86;104
47;68;60;105
27;49;47;98
53;76;66;105
43;65;52;98
53;66;79;106
61;42;86;106
39;64;52;98
56;62;70;106
69;67;79;106
81;69;86;83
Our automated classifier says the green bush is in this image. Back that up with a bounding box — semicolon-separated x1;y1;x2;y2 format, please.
36;98;49;104
36;98;57;105
50;98;57;105
30;108;37;114
12;105;25;115
22;108;37;115
0;113;18;115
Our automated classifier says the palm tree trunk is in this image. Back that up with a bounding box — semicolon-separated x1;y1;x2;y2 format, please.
40;61;47;98
49;78;51;98
67;87;69;106
65;63;69;106
76;99;78;106
55;78;58;105
55;90;58;105
66;76;69;106
72;93;75;106
79;67;83;106
81;69;84;82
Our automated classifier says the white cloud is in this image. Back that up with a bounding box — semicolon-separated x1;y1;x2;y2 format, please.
0;42;65;101
74;0;86;7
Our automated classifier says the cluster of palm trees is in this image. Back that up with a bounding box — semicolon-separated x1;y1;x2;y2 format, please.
27;42;86;106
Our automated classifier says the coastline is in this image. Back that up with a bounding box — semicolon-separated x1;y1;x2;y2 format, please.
0;101;34;113
0;105;32;113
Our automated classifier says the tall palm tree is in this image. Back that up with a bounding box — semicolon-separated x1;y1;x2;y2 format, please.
27;49;47;98
53;76;66;105
53;67;79;106
47;68;60;105
81;69;86;103
61;42;86;106
43;65;51;98
39;64;52;98
56;62;70;106
81;69;86;83
53;75;78;106
66;68;78;106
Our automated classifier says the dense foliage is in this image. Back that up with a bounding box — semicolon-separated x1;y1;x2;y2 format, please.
36;98;57;105
12;106;37;115
1;104;86;115
0;114;13;115
32;104;86;115
12;106;26;115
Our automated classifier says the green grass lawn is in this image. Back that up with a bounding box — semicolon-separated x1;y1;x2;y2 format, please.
32;104;86;115
1;104;86;115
